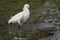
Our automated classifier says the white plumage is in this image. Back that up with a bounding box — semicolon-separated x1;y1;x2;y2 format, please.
8;4;30;26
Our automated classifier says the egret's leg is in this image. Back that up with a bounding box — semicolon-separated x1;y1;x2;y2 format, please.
18;21;22;26
17;21;22;40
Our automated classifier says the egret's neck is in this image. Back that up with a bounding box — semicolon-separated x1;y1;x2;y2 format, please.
23;8;29;11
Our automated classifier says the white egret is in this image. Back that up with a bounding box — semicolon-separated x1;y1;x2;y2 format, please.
8;4;30;26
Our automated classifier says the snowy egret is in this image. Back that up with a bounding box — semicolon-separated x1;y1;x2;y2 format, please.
8;4;30;26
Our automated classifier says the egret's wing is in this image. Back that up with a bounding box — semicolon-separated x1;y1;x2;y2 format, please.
8;11;24;23
11;11;24;20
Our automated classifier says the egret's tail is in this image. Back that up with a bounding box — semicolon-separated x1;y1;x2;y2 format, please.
8;20;11;24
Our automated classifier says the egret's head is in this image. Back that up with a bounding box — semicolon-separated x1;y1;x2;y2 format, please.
23;4;29;10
